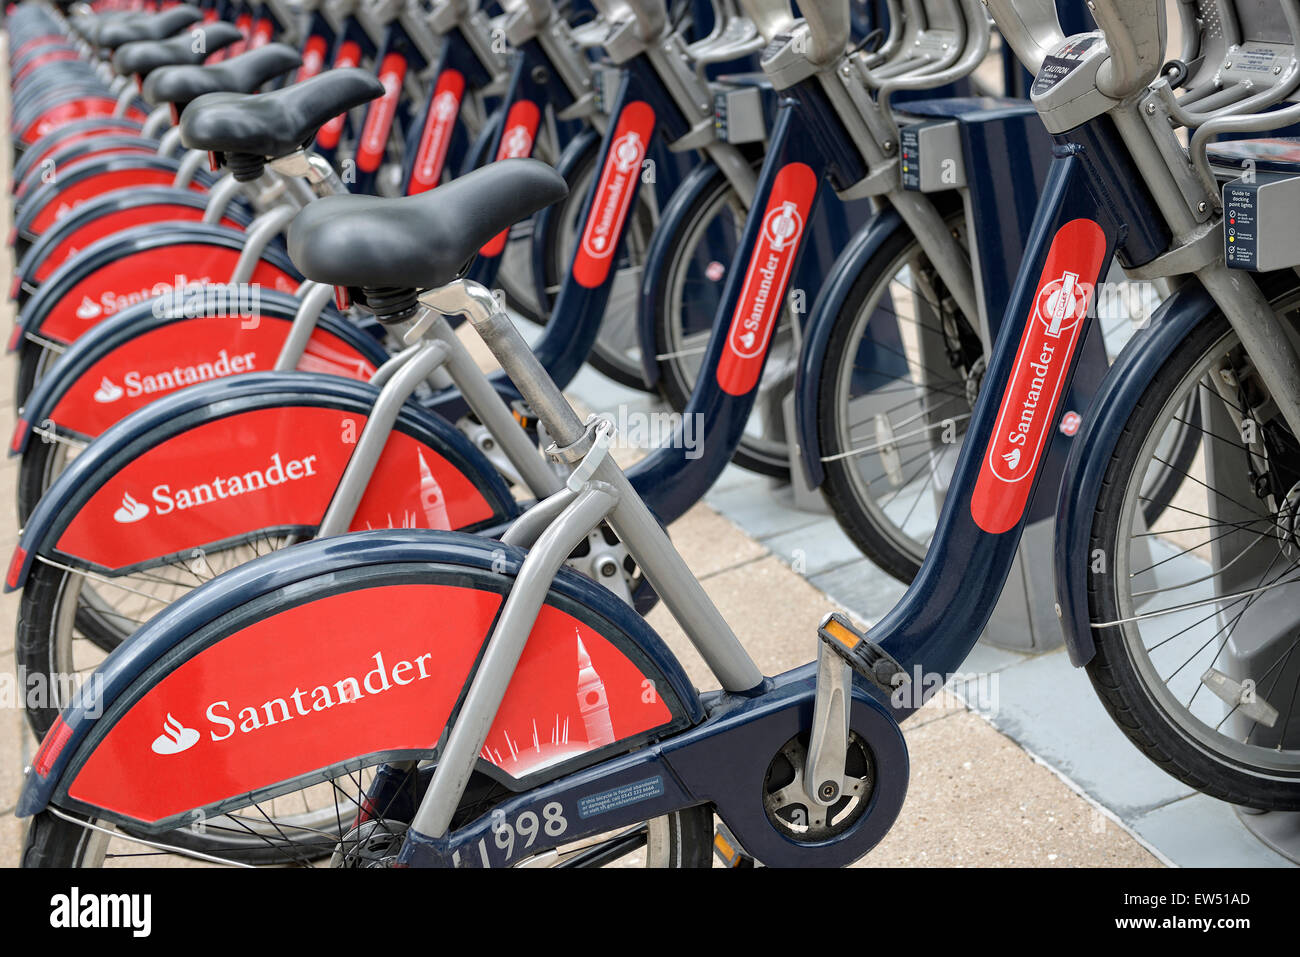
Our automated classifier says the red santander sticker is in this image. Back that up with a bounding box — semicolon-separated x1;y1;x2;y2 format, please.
716;162;818;396
296;35;328;82
356;53;407;174
66;585;671;825
479;100;542;256
572;102;655;288
970;218;1107;534
315;41;362;150
407;69;466;194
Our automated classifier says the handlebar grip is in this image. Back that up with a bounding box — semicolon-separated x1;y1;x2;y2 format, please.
798;0;851;66
982;0;1064;76
736;0;797;45
1088;0;1166;98
598;0;668;42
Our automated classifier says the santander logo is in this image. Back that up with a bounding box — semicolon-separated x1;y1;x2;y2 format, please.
715;163;817;396
358;55;406;173
364;73;403;156
76;296;101;320
148;649;440;754
92;349;258;404
581;130;645;260
1035;269;1087;338
415;90;461;183
763;201;802;252
110;451;320;524
500;122;533;160
113;492;149;524
151;713;200;755
969;218;1107;534
408;70;466;193
572;102;654;288
93;376;124;404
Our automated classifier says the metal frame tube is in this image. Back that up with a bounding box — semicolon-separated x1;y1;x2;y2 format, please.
410;484;621;838
230;204;299;285
316;339;451;536
422;309;565;499
274;281;335;371
173;148;207;189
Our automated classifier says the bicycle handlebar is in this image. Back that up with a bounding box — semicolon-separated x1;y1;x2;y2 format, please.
799;0;851;66
498;0;552;31
981;0;1063;77
985;0;1166;100
735;0;796;44
1088;0;1166;99
590;0;668;43
878;0;989;95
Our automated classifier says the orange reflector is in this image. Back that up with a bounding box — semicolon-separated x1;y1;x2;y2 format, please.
823;618;860;650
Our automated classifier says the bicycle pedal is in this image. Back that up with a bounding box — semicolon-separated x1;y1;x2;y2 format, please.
818;612;908;694
712;821;756;868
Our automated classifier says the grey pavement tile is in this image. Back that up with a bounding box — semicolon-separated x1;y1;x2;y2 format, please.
764;515;870;578
1130;795;1297;868
807;558;909;627
707;480;826;541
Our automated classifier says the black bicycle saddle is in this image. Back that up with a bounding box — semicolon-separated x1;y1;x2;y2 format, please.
143;44;303;110
287;159;569;293
112;22;242;78
179;68;384;159
94;6;203;49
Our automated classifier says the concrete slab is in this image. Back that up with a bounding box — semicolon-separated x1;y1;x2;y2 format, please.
807;558;909;627
707;479;827;541
1130;795;1295;868
865;709;1160;868
764;515;871;578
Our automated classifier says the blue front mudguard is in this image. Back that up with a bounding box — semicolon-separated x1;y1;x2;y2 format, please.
1053;279;1221;666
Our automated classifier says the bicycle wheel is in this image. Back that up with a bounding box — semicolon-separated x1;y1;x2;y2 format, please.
649;166;792;479
538;139;657;390
814;210;979;582
1087;293;1300;809
22;783;714;868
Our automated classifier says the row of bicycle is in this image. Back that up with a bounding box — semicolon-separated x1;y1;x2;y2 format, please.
6;0;1300;867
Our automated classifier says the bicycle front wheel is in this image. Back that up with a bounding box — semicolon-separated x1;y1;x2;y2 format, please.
1086;292;1300;809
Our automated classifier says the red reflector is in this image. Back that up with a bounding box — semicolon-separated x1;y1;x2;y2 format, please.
334;286;351;310
10;418;27;453
8;325;22;351
33;715;72;777
170;103;180;126
208;151;220;172
7;226;17;247
9;273;21;301
6;545;26;589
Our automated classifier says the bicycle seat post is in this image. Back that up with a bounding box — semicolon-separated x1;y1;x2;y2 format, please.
415;280;588;448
